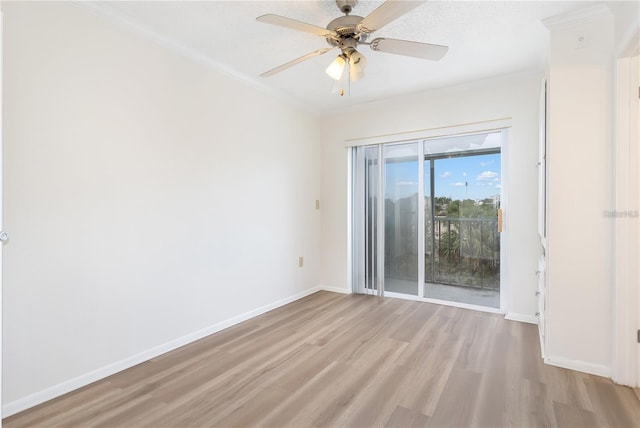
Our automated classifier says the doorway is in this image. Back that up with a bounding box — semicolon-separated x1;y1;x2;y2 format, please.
352;131;505;311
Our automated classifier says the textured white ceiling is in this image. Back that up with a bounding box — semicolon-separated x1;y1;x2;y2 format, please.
91;1;594;112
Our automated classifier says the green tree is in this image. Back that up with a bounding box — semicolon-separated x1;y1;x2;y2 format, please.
439;229;460;261
446;200;460;217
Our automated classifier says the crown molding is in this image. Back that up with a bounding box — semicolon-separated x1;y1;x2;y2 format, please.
542;3;613;31
73;2;320;116
324;69;544;118
542;3;613;30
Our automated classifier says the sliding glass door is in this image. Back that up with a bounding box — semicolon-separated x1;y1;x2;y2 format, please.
352;131;504;310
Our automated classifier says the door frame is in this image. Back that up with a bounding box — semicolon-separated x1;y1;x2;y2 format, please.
611;49;639;387
349;120;511;315
1;10;5;424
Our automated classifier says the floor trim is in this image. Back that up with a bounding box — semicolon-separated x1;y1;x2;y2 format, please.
505;312;538;324
544;355;611;379
2;286;324;418
317;285;352;294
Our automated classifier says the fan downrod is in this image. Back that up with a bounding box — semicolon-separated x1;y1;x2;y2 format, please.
336;0;357;15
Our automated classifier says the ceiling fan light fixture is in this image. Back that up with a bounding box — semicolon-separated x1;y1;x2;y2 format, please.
326;55;347;80
349;51;367;81
257;0;448;92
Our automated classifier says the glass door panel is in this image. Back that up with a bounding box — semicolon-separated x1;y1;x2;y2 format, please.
424;151;501;308
424;158;433;288
364;146;380;293
384;143;419;296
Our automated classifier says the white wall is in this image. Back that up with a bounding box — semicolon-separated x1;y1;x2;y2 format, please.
545;8;615;376
3;2;321;412
319;72;543;321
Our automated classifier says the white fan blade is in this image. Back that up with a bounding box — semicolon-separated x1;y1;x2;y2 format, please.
370;38;448;60
357;0;426;33
257;14;337;38
261;47;336;77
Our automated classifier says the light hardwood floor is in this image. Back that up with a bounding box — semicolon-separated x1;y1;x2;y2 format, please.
4;291;640;427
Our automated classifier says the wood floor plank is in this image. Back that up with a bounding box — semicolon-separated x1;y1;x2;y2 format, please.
92;394;167;428
395;330;464;416
454;312;500;374
384;405;430;428
304;338;408;427
389;300;438;343
504;378;557;428
334;361;414;427
585;376;640;428
553;400;599;428
197;385;293;428
1;381;117;428
28;385;141;428
253;361;352;427
4;291;639;428
509;320;546;383
427;366;483;427
542;365;595;412
471;369;508;427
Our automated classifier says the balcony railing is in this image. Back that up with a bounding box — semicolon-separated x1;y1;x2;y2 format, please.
426;217;500;291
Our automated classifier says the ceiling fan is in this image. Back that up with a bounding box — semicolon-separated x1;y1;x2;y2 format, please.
256;0;448;95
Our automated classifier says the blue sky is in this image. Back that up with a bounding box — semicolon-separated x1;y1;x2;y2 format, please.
385;153;501;201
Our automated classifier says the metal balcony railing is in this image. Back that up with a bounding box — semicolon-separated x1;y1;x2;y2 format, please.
426;217;500;291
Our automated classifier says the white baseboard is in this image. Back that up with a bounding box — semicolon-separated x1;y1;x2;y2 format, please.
544;355;611;378
2;286;322;418
505;312;538;324
317;284;352;294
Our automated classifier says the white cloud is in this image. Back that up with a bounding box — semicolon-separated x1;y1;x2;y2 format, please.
477;170;498;181
462;172;467;177
450;182;467;187
495;184;502;189
480;160;494;167
396;181;417;186
440;171;452;179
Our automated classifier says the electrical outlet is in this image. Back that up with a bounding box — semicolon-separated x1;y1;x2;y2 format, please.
298;256;304;268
